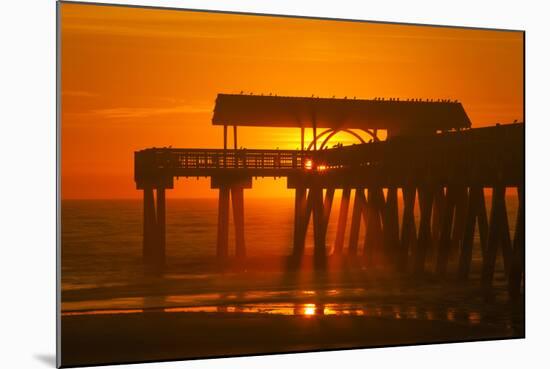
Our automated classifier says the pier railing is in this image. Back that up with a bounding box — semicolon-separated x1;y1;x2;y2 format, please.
135;148;310;170
135;148;313;186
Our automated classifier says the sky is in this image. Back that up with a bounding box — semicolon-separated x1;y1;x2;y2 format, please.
60;2;524;199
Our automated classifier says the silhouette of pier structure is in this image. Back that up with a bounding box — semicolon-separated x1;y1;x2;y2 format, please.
135;94;524;297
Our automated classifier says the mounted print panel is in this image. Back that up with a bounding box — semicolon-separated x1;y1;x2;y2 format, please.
58;1;525;367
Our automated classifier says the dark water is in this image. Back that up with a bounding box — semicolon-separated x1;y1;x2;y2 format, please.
61;195;522;335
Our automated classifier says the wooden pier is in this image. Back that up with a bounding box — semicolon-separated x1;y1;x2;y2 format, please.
134;94;524;297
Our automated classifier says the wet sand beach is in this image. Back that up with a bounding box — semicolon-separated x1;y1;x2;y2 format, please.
61;309;521;367
60;260;524;367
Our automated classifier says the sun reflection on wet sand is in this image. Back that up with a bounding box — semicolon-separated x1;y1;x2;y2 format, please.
61;280;508;332
62;301;488;331
303;304;317;316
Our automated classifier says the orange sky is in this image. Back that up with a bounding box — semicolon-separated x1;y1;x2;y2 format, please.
60;2;523;200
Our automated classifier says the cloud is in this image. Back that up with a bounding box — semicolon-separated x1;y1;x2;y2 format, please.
92;104;211;119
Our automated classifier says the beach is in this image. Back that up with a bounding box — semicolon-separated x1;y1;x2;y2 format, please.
60;261;524;367
60;198;524;367
61;307;521;367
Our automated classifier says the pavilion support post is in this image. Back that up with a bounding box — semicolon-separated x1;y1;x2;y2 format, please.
312;114;317;151
231;186;246;259
155;187;166;272
233;125;238;149
143;186;157;272
399;186;416;272
348;188;366;256
300;127;305;151
508;186;524;299
216;186;230;259
458;186;482;281
223;125;228;167
334;188;351;255
414;186;434;275
223;125;227;150
435;186;457;277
